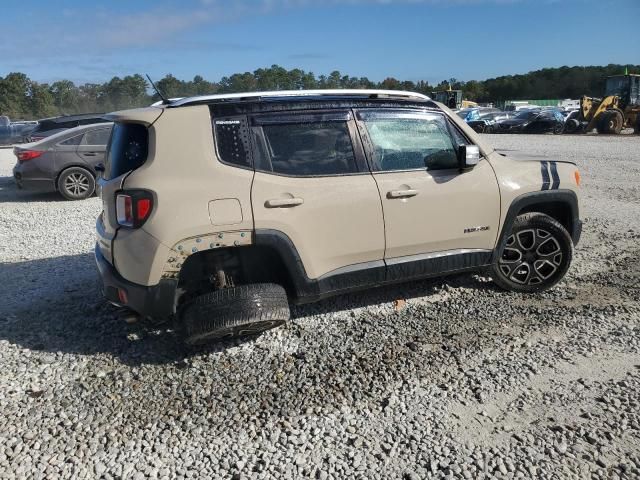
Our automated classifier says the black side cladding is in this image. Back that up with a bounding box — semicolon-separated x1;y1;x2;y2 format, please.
540;161;560;190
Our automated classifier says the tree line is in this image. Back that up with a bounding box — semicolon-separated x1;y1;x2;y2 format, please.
0;64;637;120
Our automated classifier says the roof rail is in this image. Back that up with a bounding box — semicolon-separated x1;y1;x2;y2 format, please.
168;89;431;107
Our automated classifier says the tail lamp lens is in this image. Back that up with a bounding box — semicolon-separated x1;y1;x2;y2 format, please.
116;191;153;228
16;150;44;161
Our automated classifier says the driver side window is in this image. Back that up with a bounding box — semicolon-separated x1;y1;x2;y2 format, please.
360;112;462;172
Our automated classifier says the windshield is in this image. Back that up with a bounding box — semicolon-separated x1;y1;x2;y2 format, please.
605;76;630;97
515;111;538;120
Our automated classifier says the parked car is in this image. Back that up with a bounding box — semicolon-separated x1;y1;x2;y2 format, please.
13;122;113;200
494;109;565;134
95;89;582;345
27;113;106;142
456;107;502;123
467;111;515;133
0;116;38;145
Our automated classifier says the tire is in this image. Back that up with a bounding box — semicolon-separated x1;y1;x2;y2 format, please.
552;123;564;134
57;167;95;200
181;283;290;345
491;213;573;293
634;116;640;135
563;118;579;133
597;110;623;134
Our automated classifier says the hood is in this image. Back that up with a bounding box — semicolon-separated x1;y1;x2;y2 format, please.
495;149;576;165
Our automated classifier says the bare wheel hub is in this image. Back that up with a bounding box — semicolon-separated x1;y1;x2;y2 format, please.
499;228;563;286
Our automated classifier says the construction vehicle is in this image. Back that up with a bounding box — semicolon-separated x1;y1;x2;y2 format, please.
564;74;640;134
432;89;463;109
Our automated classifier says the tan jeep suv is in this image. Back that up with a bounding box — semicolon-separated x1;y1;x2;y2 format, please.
95;90;582;345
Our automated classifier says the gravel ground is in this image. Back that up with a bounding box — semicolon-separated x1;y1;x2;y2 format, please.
1;133;639;479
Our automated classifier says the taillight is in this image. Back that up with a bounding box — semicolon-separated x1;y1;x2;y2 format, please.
116;190;154;228
16;150;44;161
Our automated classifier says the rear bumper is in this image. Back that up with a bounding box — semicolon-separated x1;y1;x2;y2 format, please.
94;244;177;320
13;168;56;192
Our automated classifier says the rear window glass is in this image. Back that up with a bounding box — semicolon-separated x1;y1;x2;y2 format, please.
105;123;148;179
82;127;112;146
59;134;83;146
260;122;357;176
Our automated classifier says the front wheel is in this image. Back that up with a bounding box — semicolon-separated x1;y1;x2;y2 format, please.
57;167;95;200
597;110;623;134
491;213;573;293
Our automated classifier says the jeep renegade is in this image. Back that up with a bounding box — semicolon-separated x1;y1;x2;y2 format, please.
95;90;582;345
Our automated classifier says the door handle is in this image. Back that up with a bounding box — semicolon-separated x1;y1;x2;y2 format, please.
265;197;304;208
83;152;97;156
387;189;418;199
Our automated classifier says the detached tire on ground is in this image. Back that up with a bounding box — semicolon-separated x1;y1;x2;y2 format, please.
181;283;290;345
491;213;573;294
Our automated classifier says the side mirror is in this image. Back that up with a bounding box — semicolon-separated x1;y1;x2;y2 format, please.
457;145;481;171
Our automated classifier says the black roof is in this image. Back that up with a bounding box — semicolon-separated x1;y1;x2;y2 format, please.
38;113;106;123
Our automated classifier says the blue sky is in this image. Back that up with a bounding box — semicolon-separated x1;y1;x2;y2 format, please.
1;0;639;85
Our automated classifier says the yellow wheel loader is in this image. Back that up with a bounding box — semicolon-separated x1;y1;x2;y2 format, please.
564;74;640;134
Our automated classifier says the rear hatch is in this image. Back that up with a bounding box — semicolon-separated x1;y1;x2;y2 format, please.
97;121;153;264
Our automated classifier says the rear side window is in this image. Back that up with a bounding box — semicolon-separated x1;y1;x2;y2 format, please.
105;123;148;180
82;127;112;146
258;122;357;176
213;117;252;169
59;134;83;146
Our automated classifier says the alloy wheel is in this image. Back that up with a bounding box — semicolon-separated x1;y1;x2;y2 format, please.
63;172;90;197
499;228;563;285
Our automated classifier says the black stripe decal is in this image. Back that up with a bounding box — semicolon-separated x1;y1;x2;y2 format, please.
540;161;550;190
549;161;560;189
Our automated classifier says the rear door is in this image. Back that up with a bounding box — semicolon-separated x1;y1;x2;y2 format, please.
53;131;84;171
76;126;112;167
250;110;385;281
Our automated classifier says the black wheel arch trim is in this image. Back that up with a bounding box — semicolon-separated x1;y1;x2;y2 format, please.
491;189;581;264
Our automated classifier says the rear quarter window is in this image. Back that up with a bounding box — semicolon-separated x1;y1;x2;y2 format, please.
105;123;148;180
213;117;252;169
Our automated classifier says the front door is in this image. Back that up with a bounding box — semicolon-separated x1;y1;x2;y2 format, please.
356;109;500;280
250;110;385;282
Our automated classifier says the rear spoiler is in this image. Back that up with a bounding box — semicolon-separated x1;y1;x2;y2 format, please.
103;107;163;126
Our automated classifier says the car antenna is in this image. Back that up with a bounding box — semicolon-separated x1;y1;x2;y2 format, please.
146;74;169;105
